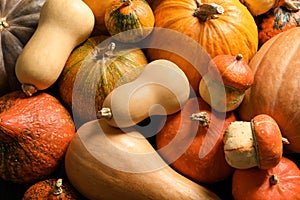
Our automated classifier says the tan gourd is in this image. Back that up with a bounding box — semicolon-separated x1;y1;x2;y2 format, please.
64;119;221;200
97;59;190;128
15;0;95;96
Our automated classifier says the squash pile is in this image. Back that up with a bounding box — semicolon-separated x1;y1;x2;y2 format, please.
1;0;300;199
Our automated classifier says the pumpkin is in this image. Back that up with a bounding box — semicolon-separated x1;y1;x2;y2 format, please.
58;36;148;127
0;0;46;96
199;54;254;112
232;157;300;200
0;90;76;184
239;0;278;16
238;27;300;153
146;0;258;94
22;178;82;200
104;0;155;43
223;114;287;170
65;119;221;200
155;97;236;184
82;0;114;36
258;0;300;46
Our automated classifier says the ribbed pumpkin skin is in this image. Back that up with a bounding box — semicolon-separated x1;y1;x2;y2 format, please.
58;36;148;127
146;0;258;94
0;91;76;184
238;27;300;153
22;178;82;200
0;0;46;95
258;6;300;46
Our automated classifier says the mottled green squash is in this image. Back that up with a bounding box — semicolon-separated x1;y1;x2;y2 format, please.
58;36;148;127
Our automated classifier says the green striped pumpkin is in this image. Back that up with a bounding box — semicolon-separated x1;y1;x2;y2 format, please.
58;36;148;127
104;0;155;43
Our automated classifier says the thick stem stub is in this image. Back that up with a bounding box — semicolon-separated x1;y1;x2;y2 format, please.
269;174;279;186
97;107;113;119
190;111;210;127
194;2;224;22
21;83;38;96
52;178;63;196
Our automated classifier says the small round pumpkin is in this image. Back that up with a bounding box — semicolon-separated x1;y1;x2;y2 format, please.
238;27;300;153
58;36;148;127
155;97;236;184
104;0;155;43
232;157;300;200
22;178;82;200
0;90;76;184
146;0;258;94
0;0;46;96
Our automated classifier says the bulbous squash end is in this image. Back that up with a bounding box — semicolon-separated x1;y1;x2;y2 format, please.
21;83;38;96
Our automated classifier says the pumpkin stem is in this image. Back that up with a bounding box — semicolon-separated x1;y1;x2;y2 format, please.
193;2;224;22
97;107;113;119
0;17;9;31
190;111;210;127
276;0;300;11
92;42;116;64
269;174;279;186
52;178;63;196
21;84;38;96
236;54;243;61
282;137;290;145
122;0;132;6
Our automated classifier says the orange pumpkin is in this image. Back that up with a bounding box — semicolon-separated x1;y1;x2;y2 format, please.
0;91;76;184
238;27;300;153
155;97;236;184
146;0;258;94
58;36;147;127
22;178;82;200
232;157;300;200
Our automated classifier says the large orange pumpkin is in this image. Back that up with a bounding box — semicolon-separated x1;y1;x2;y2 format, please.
155;97;236;184
238;27;300;153
145;0;258;94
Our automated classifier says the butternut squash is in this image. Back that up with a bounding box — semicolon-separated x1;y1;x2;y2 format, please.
64;119;221;200
97;59;190;128
15;0;95;96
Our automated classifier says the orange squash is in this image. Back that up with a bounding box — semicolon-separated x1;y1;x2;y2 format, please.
232;157;300;200
155;97;236;184
146;0;258;94
0;91;76;184
238;27;300;153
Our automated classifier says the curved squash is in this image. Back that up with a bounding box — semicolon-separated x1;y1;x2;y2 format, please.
65;119;221;200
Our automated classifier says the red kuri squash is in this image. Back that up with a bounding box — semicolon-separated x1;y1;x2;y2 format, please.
155;97;236;184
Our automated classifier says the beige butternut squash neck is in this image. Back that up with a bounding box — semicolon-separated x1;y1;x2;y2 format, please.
65;120;221;200
97;59;190;128
15;0;95;96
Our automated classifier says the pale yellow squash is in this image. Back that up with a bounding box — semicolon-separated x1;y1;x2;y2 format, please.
15;0;95;96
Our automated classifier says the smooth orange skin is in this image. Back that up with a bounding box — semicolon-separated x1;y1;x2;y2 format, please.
156;97;236;184
252;114;283;169
232;157;300;200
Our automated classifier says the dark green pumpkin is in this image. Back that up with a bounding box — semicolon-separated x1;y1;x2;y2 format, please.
58;36;148;127
0;0;46;96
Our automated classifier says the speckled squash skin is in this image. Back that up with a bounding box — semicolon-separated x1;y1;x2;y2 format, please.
258;3;300;46
22;178;82;200
0;91;76;184
58;36;148;127
0;0;46;95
